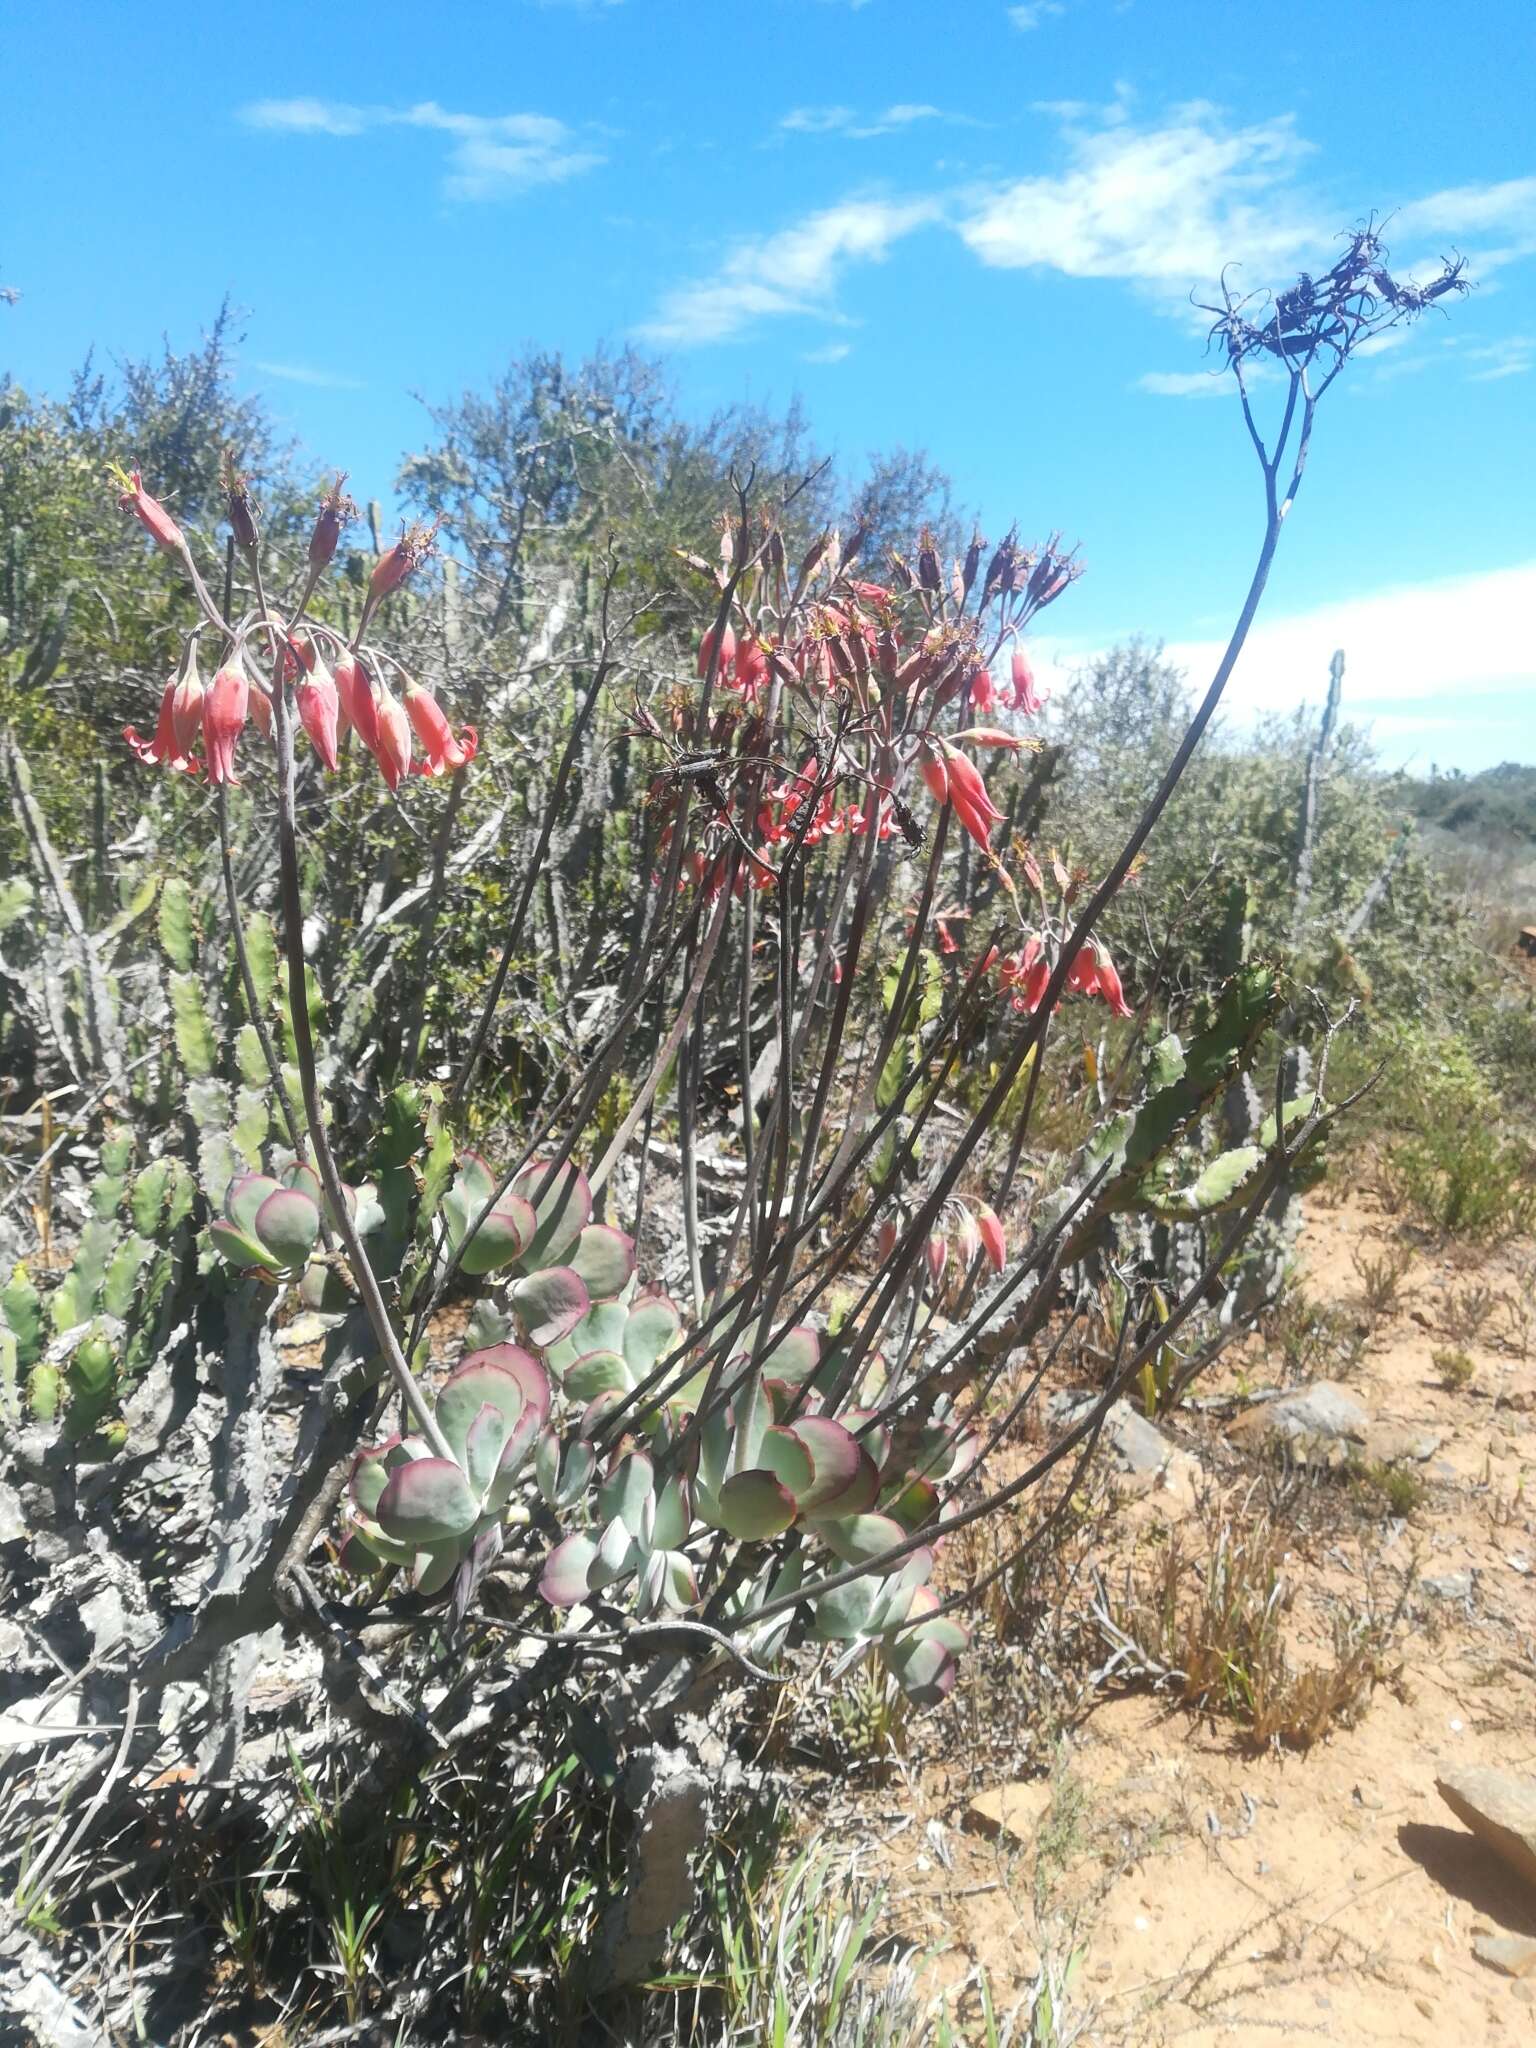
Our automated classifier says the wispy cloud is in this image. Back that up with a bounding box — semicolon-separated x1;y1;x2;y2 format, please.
959;102;1318;295
779;103;952;140
1156;561;1536;720
802;341;853;364
237;97;603;199
1135;369;1231;399
252;359;365;390
1465;334;1535;380
1008;2;1065;28
634;196;938;344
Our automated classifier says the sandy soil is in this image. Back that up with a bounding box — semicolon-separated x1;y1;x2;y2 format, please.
832;1193;1536;2042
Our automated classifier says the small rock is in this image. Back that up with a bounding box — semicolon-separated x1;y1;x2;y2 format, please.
1046;1392;1200;1500
1436;1765;1536;1892
963;1780;1052;1847
1422;1570;1475;1601
1496;1377;1535;1415
1227;1380;1370;1465
1353;1784;1386;1811
1474;1934;1536;1979
1362;1421;1441;1465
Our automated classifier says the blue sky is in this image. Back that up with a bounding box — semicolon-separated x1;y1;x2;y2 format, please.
4;0;1533;771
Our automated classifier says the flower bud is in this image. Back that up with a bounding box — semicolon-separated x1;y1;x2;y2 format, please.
334;654;380;754
405;680;478;776
369;520;438;606
976;1202;1006;1272
110;465;182;554
697;622;737;679
309;474;357;570
222;459;260;550
371;680;413;791
296;657;341;772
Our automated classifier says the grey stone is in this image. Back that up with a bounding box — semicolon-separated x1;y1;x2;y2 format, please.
1046;1392;1194;1480
1362;1421;1441;1464
1421;1570;1474;1601
1227;1380;1369;1464
1472;1932;1536;1978
1436;1764;1536;1892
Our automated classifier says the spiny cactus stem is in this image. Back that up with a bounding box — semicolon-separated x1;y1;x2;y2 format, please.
254;550;452;1462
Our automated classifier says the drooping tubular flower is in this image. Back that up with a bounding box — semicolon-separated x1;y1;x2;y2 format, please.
405;680;478;775
203;663;250;785
918;741;948;806
295;652;342;772
248;678;273;739
125;678;201;775
169;642;205;756
1009;644;1046;716
109;465;183;555
976;1201;1007;1272
368;520;438;607
334;654;380;753
1088;940;1133;1019
371;679;413;791
943;746;1006;850
697;622;736;679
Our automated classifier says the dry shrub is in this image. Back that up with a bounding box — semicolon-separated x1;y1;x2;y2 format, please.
1089;1499;1408;1752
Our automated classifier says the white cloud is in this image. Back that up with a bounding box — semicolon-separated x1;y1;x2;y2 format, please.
635;196;938;344
252;360;365;390
802;341;853;363
1156;561;1536;720
779;102;948;140
237;97;603;198
959;103;1318;294
1008;2;1065;27
1465;334;1535;380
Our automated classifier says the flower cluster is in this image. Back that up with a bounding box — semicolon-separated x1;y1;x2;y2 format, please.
116;473;477;792
987;934;1133;1019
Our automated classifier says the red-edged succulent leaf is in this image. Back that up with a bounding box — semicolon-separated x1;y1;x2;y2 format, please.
653;1474;691;1551
729;1373;773;1477
283;1161;323;1206
458;1197;537;1277
818;1511;907;1567
716;1469;797;1540
349;1434;407;1517
886;1634;957;1706
253;1187;320;1269
376;1458;479;1543
225;1172;282;1236
786;1417;879;1518
759;1325;821;1385
623;1292;684;1376
755;1424;815;1502
563;1349;631;1403
413;1540;464;1598
569;1224;635;1301
539;1531;599;1607
511;1265;590;1347
435;1350;541;1463
841;1406;894;1474
208;1220;280;1274
510;1159;592;1267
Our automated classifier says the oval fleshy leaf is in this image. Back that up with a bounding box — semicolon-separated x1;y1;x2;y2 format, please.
622;1292;684;1376
759;1325;821;1385
756;1424;815;1502
569;1224;635;1302
435;1350;542;1464
549;1298;629;1373
208;1220;281;1274
598;1450;655;1539
716;1469;797;1540
813;1578;881;1641
818;1511;907;1567
376;1458;479;1543
283;1161;323;1206
792;1420;880;1520
413;1539;463;1598
886;1636;957;1707
458;1197;537;1277
653;1474;691;1552
563;1349;632;1403
510;1159;592;1268
349;1434;406;1517
880;1474;940;1533
464;1402;511;1497
226;1172;282;1237
555;1438;596;1509
729;1373;773;1477
253;1187;320;1269
511;1265;590;1348
539;1530;599;1606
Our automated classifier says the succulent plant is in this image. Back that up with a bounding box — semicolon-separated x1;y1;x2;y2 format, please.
342;1344;551;1594
442;1154;635;1346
